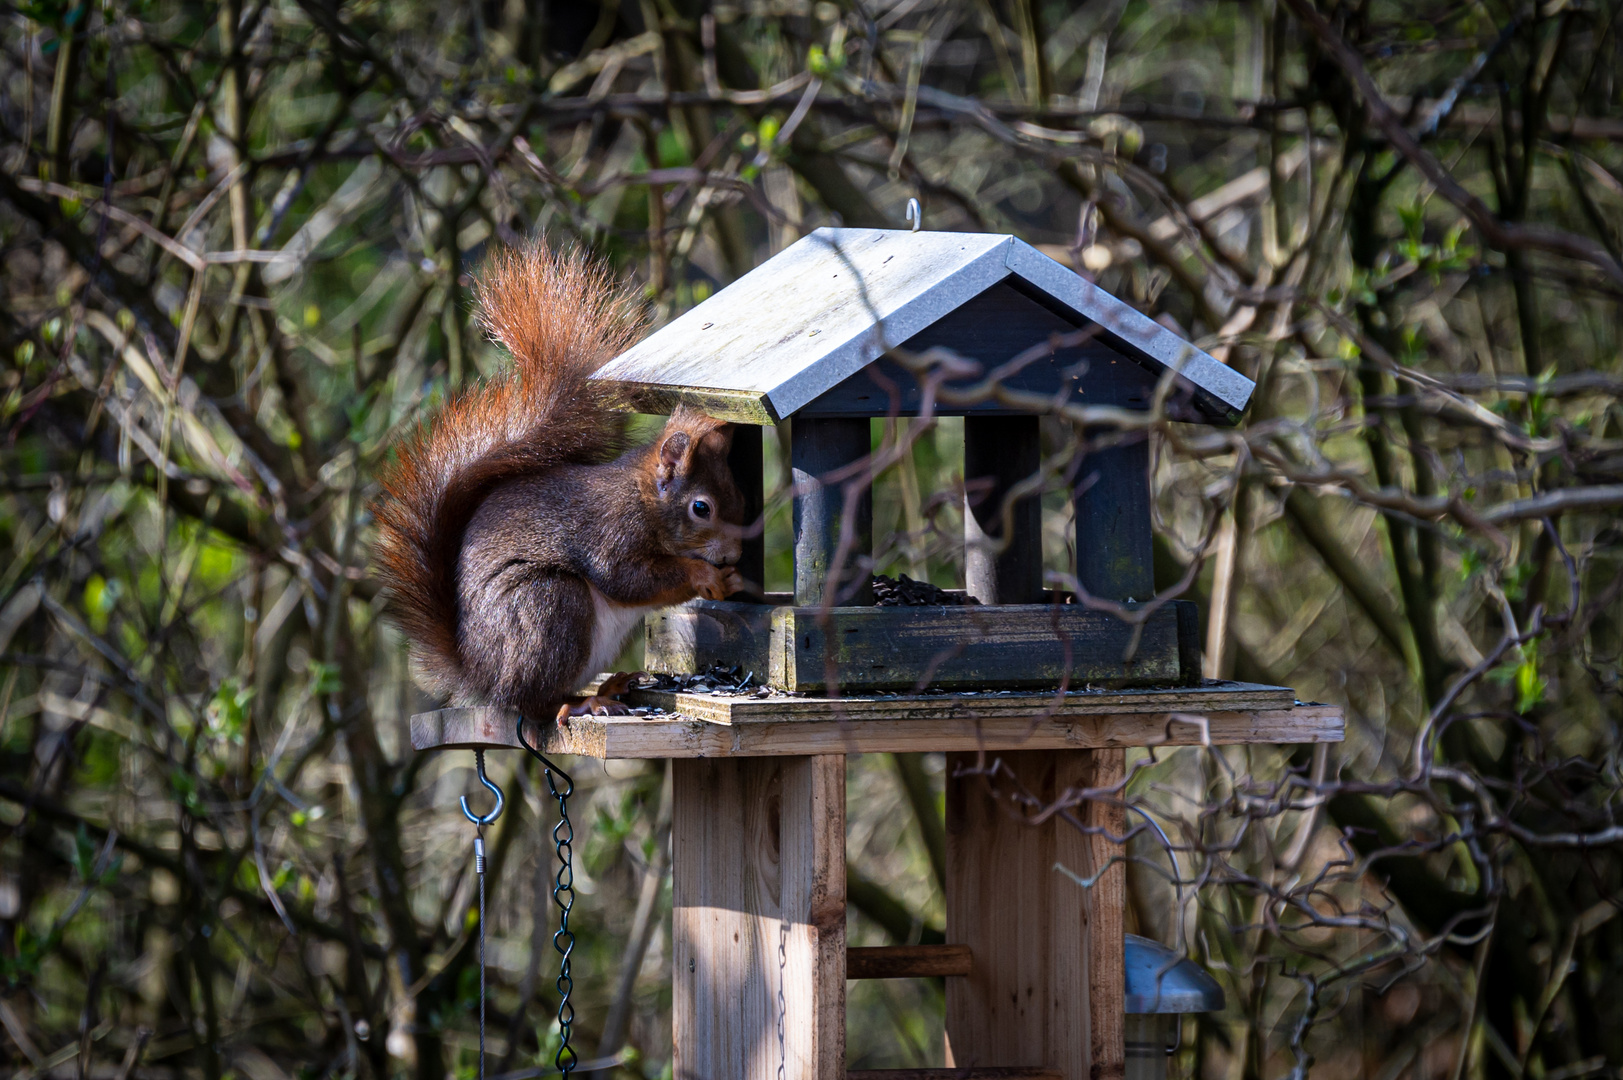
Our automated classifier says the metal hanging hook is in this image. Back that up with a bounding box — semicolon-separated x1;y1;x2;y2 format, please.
460;748;505;826
906;197;921;232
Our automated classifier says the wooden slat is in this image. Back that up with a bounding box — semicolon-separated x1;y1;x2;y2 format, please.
770;602;1188;692
944;750;1093;1077
646;598;1199;693
613;382;779;425
847;945;972;979
646;599;776;680
536;705;1341;758
629;678;1298;723
672;756;845;1080
1081;750;1126;1080
627;671;1294;727
410;708;529;751
411;703;1343;758
848;1070;1061;1080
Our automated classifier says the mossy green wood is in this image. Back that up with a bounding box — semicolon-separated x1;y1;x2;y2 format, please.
644;599;1196;692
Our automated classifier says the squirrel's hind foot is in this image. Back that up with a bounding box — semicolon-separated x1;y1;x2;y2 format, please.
555;671;648;726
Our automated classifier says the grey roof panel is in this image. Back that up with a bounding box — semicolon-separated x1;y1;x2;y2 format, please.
592;228;1254;422
593;228;1013;420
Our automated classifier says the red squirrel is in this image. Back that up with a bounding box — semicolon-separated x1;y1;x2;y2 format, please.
373;245;745;722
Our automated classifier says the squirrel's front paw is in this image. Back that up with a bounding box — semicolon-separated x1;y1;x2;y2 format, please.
689;561;744;601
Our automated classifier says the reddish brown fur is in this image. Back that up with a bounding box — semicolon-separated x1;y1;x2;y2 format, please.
371;245;745;717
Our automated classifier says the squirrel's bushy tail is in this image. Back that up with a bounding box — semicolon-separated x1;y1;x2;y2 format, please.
372;245;642;696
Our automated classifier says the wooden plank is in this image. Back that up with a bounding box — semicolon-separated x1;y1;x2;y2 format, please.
624;678;1298;723
849;1070;1060;1080
1081;750;1126;1080
772;602;1188;692
646;600;776;680
964;415;1044;605
648;599;1196;693
792;418;874;607
524;705;1344;759
729;423;768;596
616;383;779;425
672;756;845;1080
1074;436;1154;603
847;945;972;979
408;681;1320;751
943;750;1092;1077
410;709;532;752
784;755;846;1079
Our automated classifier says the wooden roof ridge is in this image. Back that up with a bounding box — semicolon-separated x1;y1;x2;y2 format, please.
591;227;1255;424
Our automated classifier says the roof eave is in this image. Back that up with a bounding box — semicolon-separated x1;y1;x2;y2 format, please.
1003;239;1255;423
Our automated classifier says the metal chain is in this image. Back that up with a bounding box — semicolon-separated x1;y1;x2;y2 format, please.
544;760;577;1076
517;718;578;1076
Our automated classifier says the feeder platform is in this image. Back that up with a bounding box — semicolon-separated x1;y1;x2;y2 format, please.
411;682;1341;1080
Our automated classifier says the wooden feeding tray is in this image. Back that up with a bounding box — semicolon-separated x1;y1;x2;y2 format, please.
411;680;1341;759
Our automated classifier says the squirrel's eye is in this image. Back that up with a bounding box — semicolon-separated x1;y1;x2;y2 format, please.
692;499;712;519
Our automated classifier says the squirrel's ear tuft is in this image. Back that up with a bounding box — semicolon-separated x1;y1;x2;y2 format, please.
656;430;692;493
659;430;691;466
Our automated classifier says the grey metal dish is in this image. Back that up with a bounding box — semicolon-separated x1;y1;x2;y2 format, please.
1125;934;1225;1014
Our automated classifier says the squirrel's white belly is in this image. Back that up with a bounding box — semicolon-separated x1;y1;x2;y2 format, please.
580;587;657;688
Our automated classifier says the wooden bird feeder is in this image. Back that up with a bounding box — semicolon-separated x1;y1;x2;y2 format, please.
412;229;1343;1080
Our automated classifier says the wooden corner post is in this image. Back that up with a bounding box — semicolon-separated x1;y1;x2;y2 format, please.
728;423;766;596
672;755;846;1080
791;417;873;607
943;750;1123;1080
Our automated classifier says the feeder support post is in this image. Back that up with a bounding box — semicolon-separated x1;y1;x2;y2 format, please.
671;755;846;1080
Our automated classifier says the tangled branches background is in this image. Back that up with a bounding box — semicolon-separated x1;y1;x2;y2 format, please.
2;0;1622;1077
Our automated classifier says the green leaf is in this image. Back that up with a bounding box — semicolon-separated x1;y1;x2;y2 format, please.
72;824;97;881
309;661;342;695
1514;658;1546;714
207;678;254;743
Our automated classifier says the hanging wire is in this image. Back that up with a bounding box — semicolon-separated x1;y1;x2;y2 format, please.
477;830;488;1080
517;718;578;1076
461;750;504;1080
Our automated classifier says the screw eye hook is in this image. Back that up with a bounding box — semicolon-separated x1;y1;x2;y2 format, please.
460;749;505;826
906;198;921;232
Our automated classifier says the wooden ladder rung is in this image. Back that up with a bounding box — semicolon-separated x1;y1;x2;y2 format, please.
847;1070;1061;1080
846;944;973;979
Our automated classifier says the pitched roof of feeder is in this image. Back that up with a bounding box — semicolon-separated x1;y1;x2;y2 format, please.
591;227;1254;425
